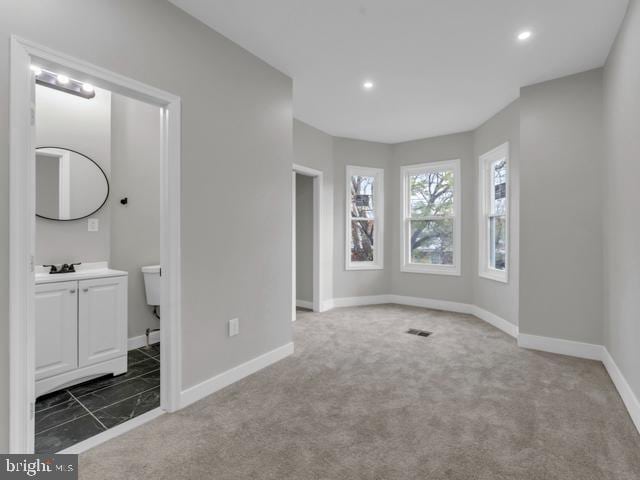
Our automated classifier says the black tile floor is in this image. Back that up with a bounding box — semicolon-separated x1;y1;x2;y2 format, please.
35;344;160;453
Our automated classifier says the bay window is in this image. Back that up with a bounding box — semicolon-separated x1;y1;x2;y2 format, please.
479;143;509;282
346;166;384;270
401;160;461;275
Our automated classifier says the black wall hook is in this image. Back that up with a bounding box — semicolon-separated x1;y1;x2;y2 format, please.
120;197;128;205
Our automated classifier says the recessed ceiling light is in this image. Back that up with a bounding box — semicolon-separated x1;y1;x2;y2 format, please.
363;81;374;90
82;83;94;93
56;74;70;84
30;65;42;76
517;31;532;41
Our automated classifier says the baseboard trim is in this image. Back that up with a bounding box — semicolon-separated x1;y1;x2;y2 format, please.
58;407;164;454
325;294;518;338
470;305;519;338
296;299;313;309
179;342;294;409
517;333;604;361
128;330;161;350
602;349;640;434
328;295;393;309
388;295;473;315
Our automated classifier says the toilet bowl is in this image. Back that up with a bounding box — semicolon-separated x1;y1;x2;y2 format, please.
141;265;161;306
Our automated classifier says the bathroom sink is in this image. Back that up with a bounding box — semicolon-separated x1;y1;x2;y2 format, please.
35;261;127;284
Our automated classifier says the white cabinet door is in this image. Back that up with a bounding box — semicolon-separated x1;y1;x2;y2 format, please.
78;276;128;367
35;282;78;380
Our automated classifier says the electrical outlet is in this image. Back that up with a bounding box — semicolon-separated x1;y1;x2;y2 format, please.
88;218;99;232
228;318;239;337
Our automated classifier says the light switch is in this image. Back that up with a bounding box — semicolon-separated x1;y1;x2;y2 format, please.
88;218;99;232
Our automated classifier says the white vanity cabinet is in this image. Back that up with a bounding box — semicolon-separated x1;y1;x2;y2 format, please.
34;282;79;381
35;268;128;397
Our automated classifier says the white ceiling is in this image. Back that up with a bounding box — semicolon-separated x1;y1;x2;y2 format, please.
170;0;628;143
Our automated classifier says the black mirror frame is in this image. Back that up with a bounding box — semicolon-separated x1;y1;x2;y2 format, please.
35;146;110;222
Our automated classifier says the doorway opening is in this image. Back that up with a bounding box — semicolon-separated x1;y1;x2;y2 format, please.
9;36;182;454
291;164;323;321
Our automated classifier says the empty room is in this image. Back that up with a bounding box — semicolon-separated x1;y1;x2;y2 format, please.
1;1;639;479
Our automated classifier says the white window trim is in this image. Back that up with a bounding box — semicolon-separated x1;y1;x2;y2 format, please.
400;159;461;276
345;165;384;270
478;142;509;283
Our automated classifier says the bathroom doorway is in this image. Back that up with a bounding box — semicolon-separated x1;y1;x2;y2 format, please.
9;37;182;454
291;164;323;320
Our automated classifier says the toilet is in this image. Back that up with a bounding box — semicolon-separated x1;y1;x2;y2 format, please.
141;265;161;306
142;265;161;347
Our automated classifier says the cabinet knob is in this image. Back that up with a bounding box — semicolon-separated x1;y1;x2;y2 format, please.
69;289;76;294
83;288;89;293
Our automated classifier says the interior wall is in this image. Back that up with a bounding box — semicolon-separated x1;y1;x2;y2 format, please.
295;174;313;304
35;85;111;265
0;0;293;450
519;69;604;344
110;93;161;340
472;100;520;326
293;119;334;309
390;132;475;303
603;0;640;403
332;137;392;298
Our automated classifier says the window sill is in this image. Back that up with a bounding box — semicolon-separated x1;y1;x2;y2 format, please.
400;264;461;276
479;270;508;284
346;263;384;271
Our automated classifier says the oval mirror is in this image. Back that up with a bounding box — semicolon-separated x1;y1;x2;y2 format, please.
36;147;109;221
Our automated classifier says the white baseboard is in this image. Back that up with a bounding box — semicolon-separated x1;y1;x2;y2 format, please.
58;407;164;454
179;342;294;409
602;349;640;434
325;294;519;338
517;333;604;361
388;295;473;315
470;305;519;338
328;295;393;309
128;330;161;350
296;299;313;309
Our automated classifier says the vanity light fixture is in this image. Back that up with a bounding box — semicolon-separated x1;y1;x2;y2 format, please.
33;67;96;99
517;30;532;41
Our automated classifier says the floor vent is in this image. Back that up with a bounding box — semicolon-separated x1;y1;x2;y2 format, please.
407;328;432;337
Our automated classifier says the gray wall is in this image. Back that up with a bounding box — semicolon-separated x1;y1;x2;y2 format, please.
110;94;161;339
0;0;293;451
603;0;640;406
35;85;111;265
519;69;604;344
295;174;313;303
390;132;475;303
472;100;520;326
332;137;392;298
293;120;334;308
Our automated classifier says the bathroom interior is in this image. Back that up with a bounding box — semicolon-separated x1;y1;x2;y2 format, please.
32;68;163;453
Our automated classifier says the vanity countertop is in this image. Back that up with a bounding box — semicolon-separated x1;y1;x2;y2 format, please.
35;261;128;285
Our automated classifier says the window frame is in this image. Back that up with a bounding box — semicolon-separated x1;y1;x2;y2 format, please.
400;159;461;276
478;142;509;283
345;165;384;271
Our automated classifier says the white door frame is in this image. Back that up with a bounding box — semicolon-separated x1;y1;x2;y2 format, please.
9;36;182;453
292;164;323;319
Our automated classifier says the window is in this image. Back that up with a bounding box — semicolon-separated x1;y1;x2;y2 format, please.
346;166;384;270
401;160;461;275
479;143;509;282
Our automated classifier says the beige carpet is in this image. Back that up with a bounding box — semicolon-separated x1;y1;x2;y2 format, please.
80;305;640;479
